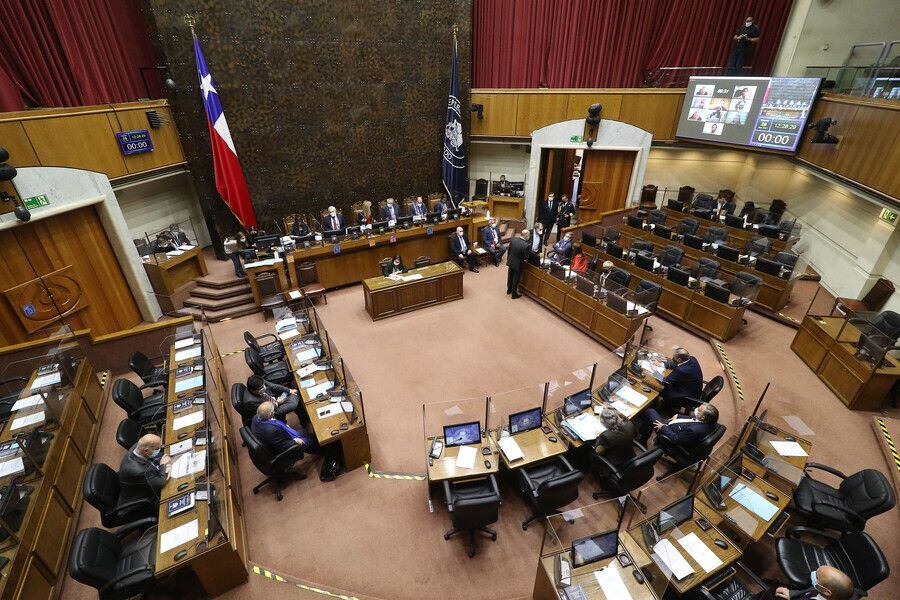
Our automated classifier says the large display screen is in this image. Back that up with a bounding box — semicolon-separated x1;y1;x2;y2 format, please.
676;76;822;153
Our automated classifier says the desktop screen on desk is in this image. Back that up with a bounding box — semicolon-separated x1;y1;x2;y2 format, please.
572;529;619;568
443;422;481;447
658;494;695;533
509;407;542;434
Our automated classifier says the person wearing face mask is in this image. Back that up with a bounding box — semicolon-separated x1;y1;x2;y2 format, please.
482;218;506;266
660;347;704;414
324;206;344;233
150;233;178;254
167;223;190;246
382;254;408;276
291;216;311;237
638;402;718;448
538;193;559;247
251;401;319;458
549;231;575;263
506;229;529;298
726;16;760;75
118;434;169;504
243;374;303;424
410;196;428;219
380;198;402;222
530;222;545;255
768;565;854;600
555;195;576;243
449;226;479;272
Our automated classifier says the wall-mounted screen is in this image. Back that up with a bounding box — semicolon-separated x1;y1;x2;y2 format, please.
676;76;822;153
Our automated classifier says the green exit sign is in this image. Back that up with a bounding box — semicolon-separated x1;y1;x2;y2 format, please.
879;208;897;225
570;135;583;142
23;194;50;209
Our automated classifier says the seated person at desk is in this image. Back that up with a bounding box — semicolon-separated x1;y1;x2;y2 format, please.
597;260;615;287
638;402;718;447
433;196;450;215
767;565;854;600
496;174;512;195
570;244;588;271
660;348;703;413
251;401;318;458
150;233;178;254
717;197;737;216
482;218;507;266
410;196;428;219
381;197;402;222
244;375;303;424
167;223;190;246
548;231;575;263
357;200;373;225
118;434;169;502
593;409;637;466
382;254;408;276
291;217;310;236
323;206;344;233
449;226;479;273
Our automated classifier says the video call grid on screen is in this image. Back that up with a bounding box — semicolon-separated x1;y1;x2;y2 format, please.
677;76;821;153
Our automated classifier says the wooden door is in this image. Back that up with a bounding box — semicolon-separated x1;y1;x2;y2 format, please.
577;150;636;223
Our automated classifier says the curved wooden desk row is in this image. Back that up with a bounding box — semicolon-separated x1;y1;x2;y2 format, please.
659;207;797;253
618;224;796;313
520;263;651;349
583;246;749;342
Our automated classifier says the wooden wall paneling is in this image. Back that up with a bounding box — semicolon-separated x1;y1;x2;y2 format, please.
577;150;636;222
797;100;860;172
21;113;127;178
868;108;900;197
0;121;39;167
565;94;623;121
516;93;569;136
831;104;900;196
112;106;187;173
618;93;682;140
471;93;518;136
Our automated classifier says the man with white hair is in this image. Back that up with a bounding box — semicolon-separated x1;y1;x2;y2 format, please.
324;206;343;232
251;401;317;458
118;433;169;503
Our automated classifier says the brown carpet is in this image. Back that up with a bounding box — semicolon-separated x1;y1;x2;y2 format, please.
58;262;899;600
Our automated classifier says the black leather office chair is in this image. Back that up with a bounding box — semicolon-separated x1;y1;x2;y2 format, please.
792;463;895;532
0;376;27;423
758;223;781;238
694;257;720;280
696;561;771;600
590;446;663;501
414;255;431;267
115;418;142;450
69;522;162;600
705;226;728;244
851;310;900;342
655;424;726;479
693;194;716;211
701;376;725;403
660;245;684;268
649;209;667;225
603;229;621;244
127;351;167;388
774;251;799;268
244;331;286;362
678;218;699;237
244;347;293;386
230;383;257;430
635;280;662;311
731;272;761;299
240;426;307;501
517;456;583;529
607;268;632;290
746;236;772;256
776;528;889;593
82;463;158;529
442;474;501;557
631;240;654;255
111;379;166;426
850;310;900;363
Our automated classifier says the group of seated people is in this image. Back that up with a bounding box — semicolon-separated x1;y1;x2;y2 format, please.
147;223;191;254
290;195;459;239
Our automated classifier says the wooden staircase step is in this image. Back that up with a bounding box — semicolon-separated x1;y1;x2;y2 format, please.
195;275;246;289
190;283;251;300
175;303;260;322
183;293;254;311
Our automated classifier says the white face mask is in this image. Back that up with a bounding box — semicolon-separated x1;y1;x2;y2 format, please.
745;20;752;26
329;210;336;216
457;231;464;237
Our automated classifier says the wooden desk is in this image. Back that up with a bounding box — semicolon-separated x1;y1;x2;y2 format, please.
548;383;659;450
488;195;525;219
288;217;477;290
492;424;568;469
245;260;289;307
425;437;498;483
520;264;650;349
533;546;658;600
142;247;208;312
791;315;900;410
660;207;797;253
697;471;791;542
363;261;464;320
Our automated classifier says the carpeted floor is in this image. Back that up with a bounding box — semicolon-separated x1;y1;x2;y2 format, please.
59;260;899;600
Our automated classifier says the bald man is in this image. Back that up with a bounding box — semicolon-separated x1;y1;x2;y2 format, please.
661;347;704;414
118;434;169;503
770;565;854;599
251;401;317;457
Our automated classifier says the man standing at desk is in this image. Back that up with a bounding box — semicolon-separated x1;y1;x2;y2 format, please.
482;218;506;266
381;198;402;222
661;348;704;413
506;229;529;298
118;434;169;503
324;206;344;233
450;226;479;272
410;196;428;219
538;193;559;247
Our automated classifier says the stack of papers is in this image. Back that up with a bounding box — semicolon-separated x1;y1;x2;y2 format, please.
165;250;185;257
275;316;297;331
400;274;424;281
295;347;320;363
287;290;303;300
169;439;193;456
563;412;606;442
307;380;335;398
170;449;206;479
653;539;694;580
172;410;204;431
615;385;648;407
160;519;199;553
768;440;807;457
497;436;524;461
609;399;638;418
0;457;25;478
676;533;723;572
30;372;61;390
11;395;44;412
594;564;633;599
455;446;477;469
174;346;202;362
10;412;44;431
296;363;317;378
278;329;300;340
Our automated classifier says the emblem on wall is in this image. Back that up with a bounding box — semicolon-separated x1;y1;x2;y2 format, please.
3;265;88;333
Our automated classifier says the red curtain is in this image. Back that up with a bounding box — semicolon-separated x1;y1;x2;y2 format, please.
0;0;160;111
473;0;794;88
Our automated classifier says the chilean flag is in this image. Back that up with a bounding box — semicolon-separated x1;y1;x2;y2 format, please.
192;32;256;228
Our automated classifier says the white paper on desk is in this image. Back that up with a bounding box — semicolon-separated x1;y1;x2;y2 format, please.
160;519;199;553
0;457;25;478
288;290;302;300
11;411;44;431
165;250;185;257
595;564;633;599
275;316;297;331
299;377;316;389
174;337;195;350
676;532;723;573
244;258;278;268
729;483;779;521
170;449;206;479
174;375;203;393
610;399;637;418
11;394;44;412
316;404;341;419
174;346;202;362
564;412;606;442
401;273;424;281
455;445;477;469
295;347;320;363
769;440;807;457
307;380;335;398
497;436;525;461
296;363;317;378
615;385;648;407
653;539;694;580
278;329;300;340
172;410;204;431
30;372;60;390
474;247;487;254
626;301;650;316
169;439;193;456
178;244;195;250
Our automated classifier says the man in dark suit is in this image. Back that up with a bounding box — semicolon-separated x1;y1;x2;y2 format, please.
549;231;575;263
506;229;529;298
538;193;559;246
717;197;737;216
639;402;718;448
555;195;576;242
118;434;169;503
496;174;512;195
150;233;178;254
410;196;428;219
594;408;637;467
251;402;317;459
167;224;190;246
291;218;311;236
323;206;344;233
433;196;450;215
767;566;854;599
244;374;302;423
482;218;507;266
382;254;407;276
661;348;704;413
381;198;402;222
449;226;479;272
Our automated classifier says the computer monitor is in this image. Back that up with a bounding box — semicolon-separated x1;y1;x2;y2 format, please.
255;234;280;249
371;220;389;233
755;257;783;277
653;224;673;240
446;208;462;220
667;266;690;286
581;232;597;248
657;494;694;534
716;245;740;263
322;228;343;240
571;529;619;568
607;291;630;315
626;215;644;229
683;233;705;249
634;252;655;272
563;388;592;415
667;199;685;212
693;208;714;221
443;421;481;447
605;243;623;259
294;233;315;245
599;372;628;402
575;275;598;298
704;281;731;304
550;262;567;280
397;216;413;228
724;214;745;229
426;211;441;223
509;407;543;434
703;470;734;510
343;226;361;237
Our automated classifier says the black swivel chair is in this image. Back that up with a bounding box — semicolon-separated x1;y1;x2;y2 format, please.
631;240;654;255
850;310;900;363
693;194;717;212
705;227;728;244
240;426;307;501
746;236;772;257
0;376;27;424
82;463;158;529
243;331;286;362
69;522;162;600
776;528;890;594
774;251;799;269
127;351;167;388
678;218;699;237
659;245;684;268
111;379;167;427
602;229;621;244
115;418;142;450
635;280;662;311
442;474;501;557
244;347;293;386
607;268;632;290
590;446;663;502
674;376;725;415
517;456;584;530
648;209;667;225
230;383;257;430
694;258;721;280
655;424;726;479
757;223;781;238
792;463;895;532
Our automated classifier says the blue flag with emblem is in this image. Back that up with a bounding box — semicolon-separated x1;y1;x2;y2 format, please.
442;30;467;208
